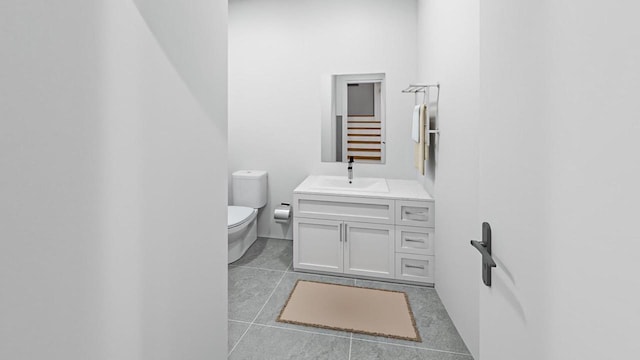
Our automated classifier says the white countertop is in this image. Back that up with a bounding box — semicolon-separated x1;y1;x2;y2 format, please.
293;175;434;201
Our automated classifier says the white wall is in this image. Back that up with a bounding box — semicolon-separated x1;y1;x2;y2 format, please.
541;1;640;358
0;3;106;357
0;1;228;359
478;1;640;359
103;1;229;358
416;1;480;357
419;1;640;359
229;0;419;239
478;1;551;358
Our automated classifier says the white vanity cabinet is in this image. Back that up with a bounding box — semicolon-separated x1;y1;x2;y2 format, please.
293;194;395;278
293;177;435;285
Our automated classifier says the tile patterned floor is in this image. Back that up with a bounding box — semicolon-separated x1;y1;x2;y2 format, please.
228;237;473;360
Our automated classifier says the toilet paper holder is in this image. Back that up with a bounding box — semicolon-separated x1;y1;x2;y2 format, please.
274;203;292;223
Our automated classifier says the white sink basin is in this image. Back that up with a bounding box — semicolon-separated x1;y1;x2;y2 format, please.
308;176;389;193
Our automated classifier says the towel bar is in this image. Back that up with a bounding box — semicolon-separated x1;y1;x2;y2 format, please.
403;83;440;137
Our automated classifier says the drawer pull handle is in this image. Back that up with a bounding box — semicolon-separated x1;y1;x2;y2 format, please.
404;210;427;216
405;238;425;243
404;210;428;221
405;264;425;270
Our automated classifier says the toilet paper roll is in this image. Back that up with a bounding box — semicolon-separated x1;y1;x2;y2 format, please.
274;204;292;223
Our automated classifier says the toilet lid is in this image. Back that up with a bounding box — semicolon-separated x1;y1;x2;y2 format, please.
228;206;255;228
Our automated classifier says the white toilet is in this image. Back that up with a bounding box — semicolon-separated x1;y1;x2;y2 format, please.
228;170;268;264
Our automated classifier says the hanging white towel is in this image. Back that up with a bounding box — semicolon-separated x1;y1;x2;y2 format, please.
411;105;421;143
423;103;429;161
414;104;427;175
424;104;430;148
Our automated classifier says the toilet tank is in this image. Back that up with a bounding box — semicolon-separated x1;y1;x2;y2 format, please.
232;170;268;208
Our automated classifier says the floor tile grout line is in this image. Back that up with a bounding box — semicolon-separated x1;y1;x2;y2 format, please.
228;242;471;358
351;337;473;357
246;321;471;358
289;271;433;291
229;264;288;273
250;263;289;324
250;322;352;340
232;277;467;355
257;236;293;242
228;262;289;357
227;322;251;356
287;270;363;283
355;278;435;290
228;274;468;357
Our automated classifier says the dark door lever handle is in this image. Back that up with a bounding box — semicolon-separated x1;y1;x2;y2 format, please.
471;222;497;287
470;240;497;268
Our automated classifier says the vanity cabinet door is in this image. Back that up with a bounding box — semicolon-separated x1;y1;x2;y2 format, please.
343;222;395;279
294;218;344;273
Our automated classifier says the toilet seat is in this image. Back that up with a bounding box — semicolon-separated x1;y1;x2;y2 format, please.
228;206;257;229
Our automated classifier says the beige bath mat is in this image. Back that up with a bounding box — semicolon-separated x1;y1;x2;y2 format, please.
277;280;421;342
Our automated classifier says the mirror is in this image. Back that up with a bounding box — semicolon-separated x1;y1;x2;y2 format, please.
321;73;386;163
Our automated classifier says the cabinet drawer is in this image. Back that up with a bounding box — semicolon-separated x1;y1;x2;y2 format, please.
395;253;434;284
294;194;395;224
395;226;434;255
395;200;434;227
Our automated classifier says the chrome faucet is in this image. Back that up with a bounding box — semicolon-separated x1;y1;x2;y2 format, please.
348;156;354;183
